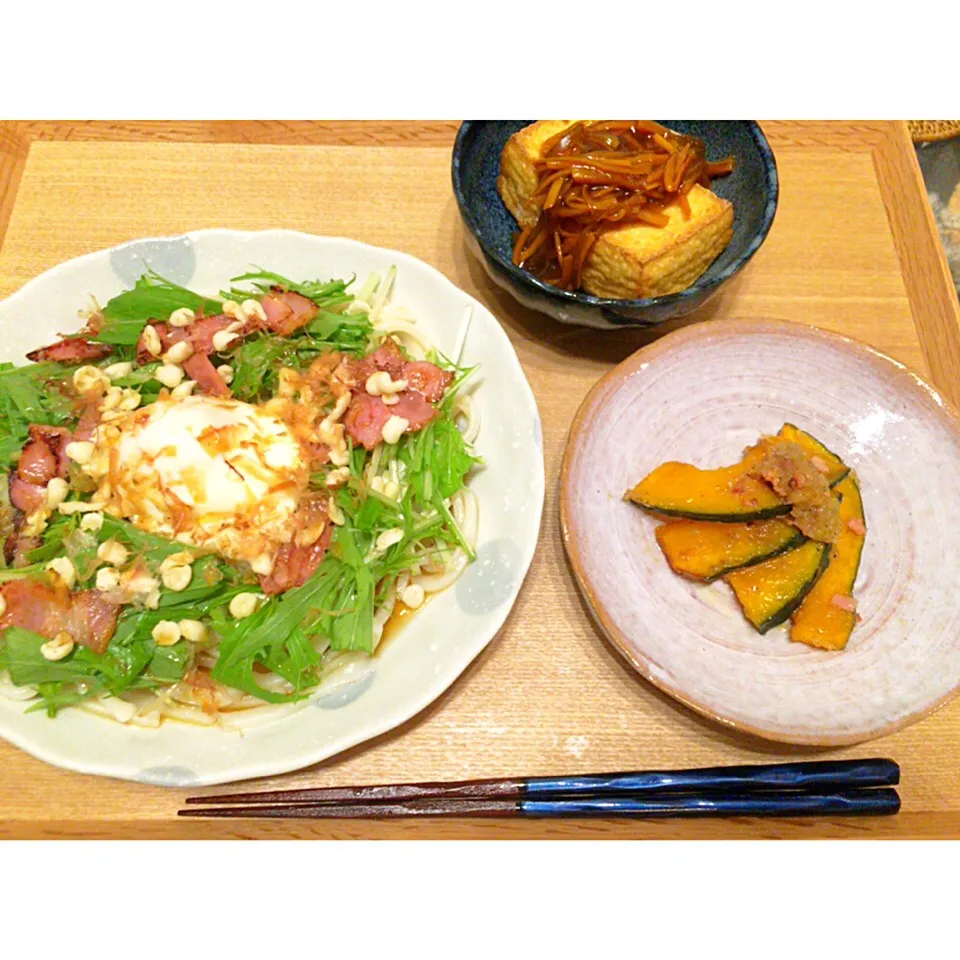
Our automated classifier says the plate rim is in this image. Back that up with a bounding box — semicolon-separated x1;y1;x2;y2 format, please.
559;315;960;746
0;228;547;785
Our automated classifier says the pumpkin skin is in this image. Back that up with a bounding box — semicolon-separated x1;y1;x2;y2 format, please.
725;540;831;634
777;424;850;487
655;518;805;582
790;474;866;650
625;444;789;522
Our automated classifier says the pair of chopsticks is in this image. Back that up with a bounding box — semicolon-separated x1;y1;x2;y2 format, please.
179;758;900;820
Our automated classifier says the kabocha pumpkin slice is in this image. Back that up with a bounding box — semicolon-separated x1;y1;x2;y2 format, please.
776;424;850;487
725;540;831;634
626;443;789;522
790;474;866;650
655;518;805;582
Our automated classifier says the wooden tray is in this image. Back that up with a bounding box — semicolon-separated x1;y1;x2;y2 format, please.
1;121;959;840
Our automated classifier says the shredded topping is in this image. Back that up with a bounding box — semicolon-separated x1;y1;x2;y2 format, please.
511;120;735;291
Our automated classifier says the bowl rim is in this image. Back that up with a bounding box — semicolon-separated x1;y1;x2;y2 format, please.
451;120;779;315
558;316;960;746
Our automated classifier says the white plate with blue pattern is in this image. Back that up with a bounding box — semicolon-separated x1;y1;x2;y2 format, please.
0;229;544;786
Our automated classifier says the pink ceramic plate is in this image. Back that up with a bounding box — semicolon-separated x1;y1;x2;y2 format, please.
560;318;960;745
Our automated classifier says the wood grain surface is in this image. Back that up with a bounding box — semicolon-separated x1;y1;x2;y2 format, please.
1;120;959;840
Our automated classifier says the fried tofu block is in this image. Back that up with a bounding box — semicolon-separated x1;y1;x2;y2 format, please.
496;121;734;299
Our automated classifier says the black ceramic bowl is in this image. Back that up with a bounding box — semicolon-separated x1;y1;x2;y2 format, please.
452;121;778;329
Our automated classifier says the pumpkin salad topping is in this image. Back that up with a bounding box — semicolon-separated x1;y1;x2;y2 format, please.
626;424;866;650
749;438;841;543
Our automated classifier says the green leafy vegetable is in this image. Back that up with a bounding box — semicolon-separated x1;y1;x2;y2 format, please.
97;269;223;344
0;626;164;716
0;265;483;718
221;269;353;311
0;362;76;465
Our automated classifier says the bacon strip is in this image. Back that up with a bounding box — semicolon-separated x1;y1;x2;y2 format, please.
258;499;333;595
16;435;58;485
260;290;318;337
7;475;45;514
0;579;119;654
3;531;39;568
26;337;112;364
135;314;259;396
340;340;452;450
402;361;454;403
350;341;407;383
10;423;71;514
342;393;393;450
343;390;439;450
348;341;453;402
73;401;102;442
182;353;230;397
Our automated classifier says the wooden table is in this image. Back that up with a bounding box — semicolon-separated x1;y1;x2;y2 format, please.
1;121;959;840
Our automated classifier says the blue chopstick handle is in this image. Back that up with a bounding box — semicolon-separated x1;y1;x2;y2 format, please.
522;759;899;797
519;788;900;819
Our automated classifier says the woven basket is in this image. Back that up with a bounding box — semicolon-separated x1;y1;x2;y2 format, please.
908;121;960;143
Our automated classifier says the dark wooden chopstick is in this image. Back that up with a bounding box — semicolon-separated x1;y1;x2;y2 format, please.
179;759;901;820
184;758;900;806
178;788;901;820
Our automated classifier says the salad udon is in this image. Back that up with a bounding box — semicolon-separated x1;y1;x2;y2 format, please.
0;266;481;728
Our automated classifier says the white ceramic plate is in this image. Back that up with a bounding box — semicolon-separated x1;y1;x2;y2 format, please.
561;318;960;745
0;229;544;785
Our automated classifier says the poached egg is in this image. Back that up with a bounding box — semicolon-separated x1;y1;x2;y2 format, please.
87;395;309;572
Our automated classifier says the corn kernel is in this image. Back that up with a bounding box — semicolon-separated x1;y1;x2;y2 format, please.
161;565;192;592
118;388;142;411
375;528;404;553
221;300;243;320
250;553;275;576
159;551;195;572
229;592;260;619
100;386;123;412
95;566;121;592
380;415;409;445
212;330;239;353
325;466;351;487
168;307;196;328
164;340;194;365
97;539;129;566
45;477;69;508
294;522;326;547
45;556;76;589
103;361;134;380
401;583;425;610
327;496;345;526
366;371;408;397
179;619;208;643
216;364;234;385
240;299;267;322
80;511;105;533
155;364;184;389
73;365;109;396
41;632;75;661
171;380;196;399
151;620;182;647
142;324;163;357
65;440;95;464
